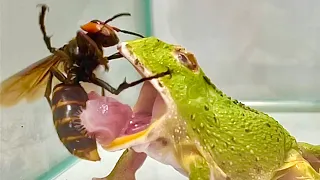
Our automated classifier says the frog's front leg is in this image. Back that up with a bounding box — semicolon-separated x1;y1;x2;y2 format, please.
93;148;147;180
188;155;211;180
272;149;320;180
182;154;228;180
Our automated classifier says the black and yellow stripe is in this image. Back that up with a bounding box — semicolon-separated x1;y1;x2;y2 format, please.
51;83;100;161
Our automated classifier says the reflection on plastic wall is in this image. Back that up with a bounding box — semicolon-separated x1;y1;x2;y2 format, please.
152;0;320;101
0;0;146;179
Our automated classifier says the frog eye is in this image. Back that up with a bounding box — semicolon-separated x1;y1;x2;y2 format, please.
176;52;198;71
178;54;189;64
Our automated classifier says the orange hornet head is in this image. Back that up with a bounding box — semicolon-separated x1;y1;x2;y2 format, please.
81;20;119;47
80;13;145;47
81;20;105;33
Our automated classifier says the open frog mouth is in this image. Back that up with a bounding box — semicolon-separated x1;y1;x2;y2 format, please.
78;42;173;151
102;43;173;151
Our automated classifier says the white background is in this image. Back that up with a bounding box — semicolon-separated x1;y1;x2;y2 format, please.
151;0;320;101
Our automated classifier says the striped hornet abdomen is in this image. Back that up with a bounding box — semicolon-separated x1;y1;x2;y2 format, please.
51;83;100;161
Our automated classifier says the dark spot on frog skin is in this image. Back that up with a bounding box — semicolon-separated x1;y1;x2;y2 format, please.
254;165;263;173
134;58;139;65
204;105;209;111
156;137;168;146
265;123;271;128
231;137;236;142
213;117;218;123
245;128;251;133
158;81;163;87
236;169;246;173
224;142;229;147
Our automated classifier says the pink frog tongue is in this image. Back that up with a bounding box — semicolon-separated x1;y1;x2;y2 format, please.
124;94;164;135
80;91;133;145
80;88;164;146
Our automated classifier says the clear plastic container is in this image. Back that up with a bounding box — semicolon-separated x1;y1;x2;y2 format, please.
1;0;319;180
0;0;151;179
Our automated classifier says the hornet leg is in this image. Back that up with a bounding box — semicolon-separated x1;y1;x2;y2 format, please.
44;67;66;108
106;52;123;61
101;88;105;97
44;72;53;107
99;52;124;72
89;69;170;95
50;66;67;83
38;4;56;53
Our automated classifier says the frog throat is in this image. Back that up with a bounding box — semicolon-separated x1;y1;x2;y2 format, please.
102;42;174;151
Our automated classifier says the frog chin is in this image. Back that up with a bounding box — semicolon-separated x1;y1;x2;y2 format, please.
102;42;175;152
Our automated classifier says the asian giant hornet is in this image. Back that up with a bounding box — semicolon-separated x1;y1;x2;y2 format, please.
0;4;164;161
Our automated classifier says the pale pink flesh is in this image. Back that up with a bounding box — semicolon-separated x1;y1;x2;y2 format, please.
79;91;132;145
79;82;165;146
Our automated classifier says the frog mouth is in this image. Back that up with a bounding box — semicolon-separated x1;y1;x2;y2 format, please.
101;42;173;151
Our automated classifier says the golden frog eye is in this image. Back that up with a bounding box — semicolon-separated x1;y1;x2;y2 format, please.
176;52;198;71
178;53;189;64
